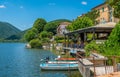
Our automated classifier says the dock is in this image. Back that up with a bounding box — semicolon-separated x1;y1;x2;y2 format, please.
76;53;120;77
90;66;114;76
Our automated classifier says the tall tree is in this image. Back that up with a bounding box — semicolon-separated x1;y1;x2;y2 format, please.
67;17;93;31
39;31;49;39
24;29;37;42
44;22;58;34
106;0;120;19
39;31;53;39
33;18;47;33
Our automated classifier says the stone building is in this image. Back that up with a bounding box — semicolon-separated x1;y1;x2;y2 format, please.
92;3;119;24
57;22;71;36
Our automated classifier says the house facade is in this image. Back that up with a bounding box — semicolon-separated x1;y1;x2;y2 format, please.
57;22;71;36
92;3;119;24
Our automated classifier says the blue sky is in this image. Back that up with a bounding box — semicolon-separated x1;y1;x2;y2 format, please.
0;0;104;31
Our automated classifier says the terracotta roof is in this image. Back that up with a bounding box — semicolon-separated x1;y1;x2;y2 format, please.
65;22;116;35
92;2;106;10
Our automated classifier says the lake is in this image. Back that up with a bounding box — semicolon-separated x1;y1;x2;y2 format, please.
0;43;70;77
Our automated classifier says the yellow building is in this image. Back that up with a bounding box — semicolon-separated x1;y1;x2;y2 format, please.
92;3;119;24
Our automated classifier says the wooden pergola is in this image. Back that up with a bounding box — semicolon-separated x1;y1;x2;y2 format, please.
64;22;116;48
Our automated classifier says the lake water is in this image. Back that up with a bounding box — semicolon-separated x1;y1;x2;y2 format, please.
0;43;69;77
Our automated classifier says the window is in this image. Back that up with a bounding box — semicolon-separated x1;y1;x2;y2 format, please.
102;7;104;12
102;18;106;23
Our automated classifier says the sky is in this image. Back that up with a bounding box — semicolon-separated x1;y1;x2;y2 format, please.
0;0;105;31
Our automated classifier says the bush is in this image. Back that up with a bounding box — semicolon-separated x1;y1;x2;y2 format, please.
85;41;99;56
55;36;64;43
29;39;42;48
39;31;48;39
99;22;120;56
105;21;120;47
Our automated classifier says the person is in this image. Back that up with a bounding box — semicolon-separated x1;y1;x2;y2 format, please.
80;41;84;49
45;56;50;62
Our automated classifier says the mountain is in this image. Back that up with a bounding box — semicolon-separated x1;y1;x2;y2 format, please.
0;21;21;39
6;28;29;40
49;19;72;24
5;19;72;40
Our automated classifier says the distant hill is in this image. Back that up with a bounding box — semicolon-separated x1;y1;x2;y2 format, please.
5;19;72;40
6;28;29;40
0;21;21;39
49;19;72;24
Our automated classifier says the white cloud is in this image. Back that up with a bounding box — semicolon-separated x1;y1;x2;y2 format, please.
48;3;56;6
81;1;87;5
20;6;23;9
0;5;6;8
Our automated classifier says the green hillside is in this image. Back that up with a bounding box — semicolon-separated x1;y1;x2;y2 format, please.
6;28;29;40
49;19;72;24
0;21;21;39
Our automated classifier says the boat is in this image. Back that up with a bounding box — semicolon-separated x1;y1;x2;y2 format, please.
55;58;76;61
40;57;78;71
48;60;78;64
40;63;78;71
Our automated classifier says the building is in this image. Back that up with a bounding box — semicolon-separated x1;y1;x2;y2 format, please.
57;22;71;36
92;3;119;24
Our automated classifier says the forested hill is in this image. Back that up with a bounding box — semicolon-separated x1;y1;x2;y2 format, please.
49;19;72;24
5;29;29;40
0;21;21;39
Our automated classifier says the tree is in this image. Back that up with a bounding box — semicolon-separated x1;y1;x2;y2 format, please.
24;29;37;42
67;17;93;31
39;31;53;39
44;22;58;34
94;22;120;56
106;0;119;7
33;18;47;33
54;36;64;43
106;0;120;19
41;38;50;43
66;24;74;31
47;32;53;39
31;27;38;34
29;39;42;48
84;10;99;24
106;21;120;47
39;31;49;39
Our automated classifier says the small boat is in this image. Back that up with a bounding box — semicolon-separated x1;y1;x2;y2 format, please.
55;58;76;61
40;57;78;71
48;60;78;64
40;63;78;71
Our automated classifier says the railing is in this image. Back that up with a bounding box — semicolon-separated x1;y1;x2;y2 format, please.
76;53;93;77
92;56;120;77
76;53;120;77
63;42;85;49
